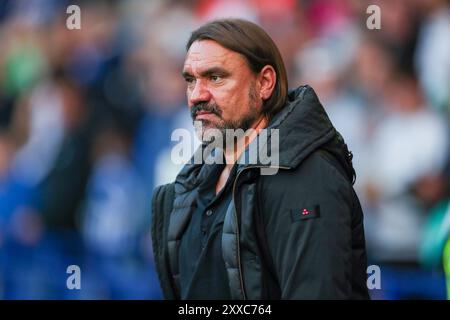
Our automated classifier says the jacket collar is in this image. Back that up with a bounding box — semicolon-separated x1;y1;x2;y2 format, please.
236;85;337;170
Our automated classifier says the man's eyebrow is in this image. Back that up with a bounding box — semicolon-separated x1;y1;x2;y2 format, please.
199;67;230;77
182;67;230;79
182;70;193;79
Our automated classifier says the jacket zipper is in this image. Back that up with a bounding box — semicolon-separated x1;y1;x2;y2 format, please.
231;164;290;300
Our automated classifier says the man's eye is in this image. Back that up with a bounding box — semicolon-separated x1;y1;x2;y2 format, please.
185;77;195;85
210;75;221;82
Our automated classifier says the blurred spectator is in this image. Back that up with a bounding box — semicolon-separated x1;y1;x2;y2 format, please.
414;0;450;113
0;0;449;299
362;71;448;299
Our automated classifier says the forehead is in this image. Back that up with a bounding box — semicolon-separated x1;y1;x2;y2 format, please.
183;40;248;73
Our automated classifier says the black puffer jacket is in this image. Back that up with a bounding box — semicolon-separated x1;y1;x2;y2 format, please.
151;85;370;299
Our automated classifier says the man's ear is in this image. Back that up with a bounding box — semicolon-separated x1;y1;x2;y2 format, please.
258;65;276;101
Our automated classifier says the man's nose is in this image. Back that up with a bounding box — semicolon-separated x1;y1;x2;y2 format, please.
189;80;212;106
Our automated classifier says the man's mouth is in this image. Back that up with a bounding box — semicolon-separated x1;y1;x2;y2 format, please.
195;111;217;121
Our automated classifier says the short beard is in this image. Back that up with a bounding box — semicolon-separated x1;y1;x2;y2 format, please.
194;84;260;149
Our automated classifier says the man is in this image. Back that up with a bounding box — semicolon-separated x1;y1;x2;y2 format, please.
151;19;369;300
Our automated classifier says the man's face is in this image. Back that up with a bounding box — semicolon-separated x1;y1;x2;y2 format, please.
182;40;262;142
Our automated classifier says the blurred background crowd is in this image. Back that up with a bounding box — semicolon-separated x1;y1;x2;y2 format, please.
0;0;449;299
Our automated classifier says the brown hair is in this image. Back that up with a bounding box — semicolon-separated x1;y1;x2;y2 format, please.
186;19;288;119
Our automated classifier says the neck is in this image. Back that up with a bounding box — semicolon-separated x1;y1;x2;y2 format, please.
223;114;268;169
